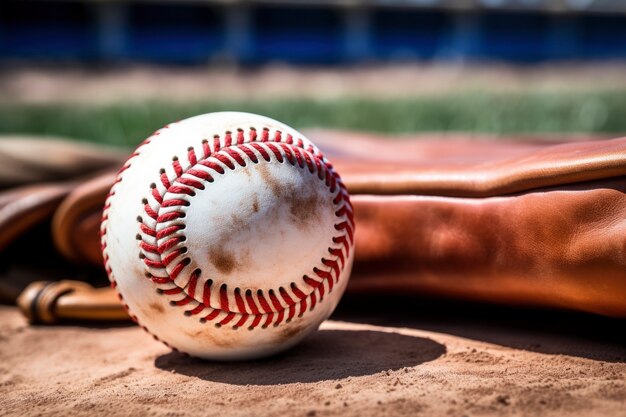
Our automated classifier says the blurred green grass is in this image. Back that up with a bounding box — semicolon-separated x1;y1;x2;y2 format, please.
1;90;624;148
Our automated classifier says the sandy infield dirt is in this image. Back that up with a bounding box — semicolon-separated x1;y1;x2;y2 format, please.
1;295;625;417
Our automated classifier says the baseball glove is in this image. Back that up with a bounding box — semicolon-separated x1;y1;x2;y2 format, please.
6;131;626;322
0;136;126;319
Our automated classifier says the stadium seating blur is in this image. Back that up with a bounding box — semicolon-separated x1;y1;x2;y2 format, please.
0;0;625;63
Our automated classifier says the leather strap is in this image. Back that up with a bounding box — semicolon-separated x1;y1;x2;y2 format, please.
17;280;128;324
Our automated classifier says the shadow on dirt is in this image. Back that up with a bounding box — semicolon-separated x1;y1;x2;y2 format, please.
155;328;445;385
335;294;626;363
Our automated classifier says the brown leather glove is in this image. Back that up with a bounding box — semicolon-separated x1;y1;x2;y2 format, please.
0;136;126;316
14;131;626;321
314;131;626;318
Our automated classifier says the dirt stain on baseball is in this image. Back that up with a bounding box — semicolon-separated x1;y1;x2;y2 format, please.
257;163;327;231
230;213;247;231
241;166;252;177
140;301;165;320
148;302;165;315
258;164;281;196
286;188;325;230
209;249;238;275
206;214;252;275
186;328;238;349
132;263;147;282
275;321;308;344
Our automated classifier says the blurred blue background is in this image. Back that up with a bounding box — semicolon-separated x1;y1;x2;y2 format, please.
1;0;625;64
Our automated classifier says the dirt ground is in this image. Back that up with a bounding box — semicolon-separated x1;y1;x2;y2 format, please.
1;296;625;417
2;63;626;104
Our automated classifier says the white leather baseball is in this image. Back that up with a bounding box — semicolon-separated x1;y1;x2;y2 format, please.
101;112;354;360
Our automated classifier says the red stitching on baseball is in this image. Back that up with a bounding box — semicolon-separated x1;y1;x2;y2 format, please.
99;125;195;349
102;125;353;340
134;133;352;330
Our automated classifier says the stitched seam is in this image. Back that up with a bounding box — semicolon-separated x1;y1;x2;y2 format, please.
101;125;354;345
137;129;354;330
101;124;180;350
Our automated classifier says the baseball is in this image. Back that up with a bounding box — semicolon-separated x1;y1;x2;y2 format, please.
100;112;354;360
